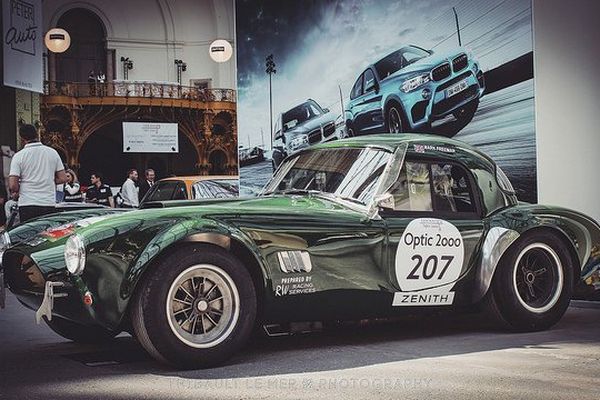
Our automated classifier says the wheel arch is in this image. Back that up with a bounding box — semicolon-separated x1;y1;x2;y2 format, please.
473;225;582;304
383;95;410;130
120;224;270;330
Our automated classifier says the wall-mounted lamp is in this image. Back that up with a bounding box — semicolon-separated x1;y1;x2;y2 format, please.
45;28;71;53
120;57;134;80
209;39;233;63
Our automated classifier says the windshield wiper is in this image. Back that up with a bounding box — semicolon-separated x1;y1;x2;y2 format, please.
262;189;322;196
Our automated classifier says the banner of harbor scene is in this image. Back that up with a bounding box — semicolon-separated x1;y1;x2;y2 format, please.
235;0;536;203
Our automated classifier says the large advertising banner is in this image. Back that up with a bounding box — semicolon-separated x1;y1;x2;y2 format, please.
236;0;536;203
2;0;43;93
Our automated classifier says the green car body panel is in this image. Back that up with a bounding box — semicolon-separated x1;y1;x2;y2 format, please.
2;134;599;334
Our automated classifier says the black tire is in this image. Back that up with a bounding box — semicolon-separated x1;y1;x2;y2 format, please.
484;231;574;332
386;105;404;133
131;244;257;369
44;316;117;344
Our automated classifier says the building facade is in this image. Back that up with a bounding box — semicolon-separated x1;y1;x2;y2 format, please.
20;0;237;184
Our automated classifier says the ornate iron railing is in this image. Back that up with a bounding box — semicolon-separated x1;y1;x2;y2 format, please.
43;81;236;102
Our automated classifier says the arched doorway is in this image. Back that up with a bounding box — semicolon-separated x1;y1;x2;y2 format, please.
54;8;107;82
209;150;227;174
77;121;199;186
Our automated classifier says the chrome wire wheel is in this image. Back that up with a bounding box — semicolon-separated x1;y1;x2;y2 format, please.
388;107;403;133
512;243;564;314
166;264;240;348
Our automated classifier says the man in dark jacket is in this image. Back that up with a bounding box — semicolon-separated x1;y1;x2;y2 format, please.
138;168;156;203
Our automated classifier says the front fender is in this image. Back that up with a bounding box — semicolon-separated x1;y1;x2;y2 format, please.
121;218;271;300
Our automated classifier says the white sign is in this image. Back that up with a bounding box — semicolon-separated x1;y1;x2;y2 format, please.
395;218;464;292
2;0;43;93
122;122;179;153
392;288;455;306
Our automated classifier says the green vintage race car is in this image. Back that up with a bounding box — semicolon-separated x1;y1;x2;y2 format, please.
1;134;599;369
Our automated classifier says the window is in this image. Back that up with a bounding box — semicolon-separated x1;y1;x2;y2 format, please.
264;147;391;206
190;79;212;90
364;69;376;92
173;182;188;200
193;180;239;199
374;46;430;79
389;160;476;214
350;74;364;100
144;181;180;202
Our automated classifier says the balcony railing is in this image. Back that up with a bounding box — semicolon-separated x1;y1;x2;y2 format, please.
43;81;236;102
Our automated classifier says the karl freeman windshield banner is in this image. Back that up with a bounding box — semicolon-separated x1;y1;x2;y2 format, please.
235;0;536;203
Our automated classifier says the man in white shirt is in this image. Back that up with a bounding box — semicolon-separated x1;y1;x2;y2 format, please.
8;124;68;223
120;169;139;208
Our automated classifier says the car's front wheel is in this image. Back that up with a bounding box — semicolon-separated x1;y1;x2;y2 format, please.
484;231;573;332
131;244;257;369
386;106;404;133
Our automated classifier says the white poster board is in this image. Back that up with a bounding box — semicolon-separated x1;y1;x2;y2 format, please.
2;0;43;93
122;122;179;153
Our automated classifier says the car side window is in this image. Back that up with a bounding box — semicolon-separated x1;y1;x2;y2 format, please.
364;69;376;92
388;160;476;214
350;74;364;100
172;182;188;200
146;181;179;202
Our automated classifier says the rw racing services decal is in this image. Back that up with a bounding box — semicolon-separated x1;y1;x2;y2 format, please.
393;218;464;306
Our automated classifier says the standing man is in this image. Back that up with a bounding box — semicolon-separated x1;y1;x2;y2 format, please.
86;172;114;208
138;168;155;203
120;169;139;208
8;124;68;223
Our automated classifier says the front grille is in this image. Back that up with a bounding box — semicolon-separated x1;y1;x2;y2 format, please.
322;122;336;137
432;85;478;116
308;129;322;144
452;54;468;72
431;63;451;81
3;251;46;295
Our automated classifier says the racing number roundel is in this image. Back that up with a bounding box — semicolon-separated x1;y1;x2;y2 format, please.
395;218;464;291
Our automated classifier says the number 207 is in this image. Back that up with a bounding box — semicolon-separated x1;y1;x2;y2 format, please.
407;255;455;280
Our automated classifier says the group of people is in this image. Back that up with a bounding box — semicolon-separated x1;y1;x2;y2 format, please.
3;124;157;226
61;168;156;208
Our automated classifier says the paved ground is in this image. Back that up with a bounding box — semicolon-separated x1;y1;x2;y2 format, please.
0;292;598;400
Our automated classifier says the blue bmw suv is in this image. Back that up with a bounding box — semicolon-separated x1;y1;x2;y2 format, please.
345;45;485;137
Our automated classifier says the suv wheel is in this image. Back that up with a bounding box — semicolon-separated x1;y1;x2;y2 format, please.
387;106;404;133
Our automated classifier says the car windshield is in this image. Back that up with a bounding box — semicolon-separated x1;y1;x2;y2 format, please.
281;101;322;132
374;46;430;79
263;147;391;206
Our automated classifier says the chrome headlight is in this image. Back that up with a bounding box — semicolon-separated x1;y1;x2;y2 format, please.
64;234;86;275
401;74;430;93
288;135;309;151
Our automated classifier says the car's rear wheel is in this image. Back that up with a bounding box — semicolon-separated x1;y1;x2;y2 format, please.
44;316;117;344
386;106;404;133
484;231;573;332
131;244;257;369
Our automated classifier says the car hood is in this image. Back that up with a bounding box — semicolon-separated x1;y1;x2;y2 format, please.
5;208;127;245
385;47;466;80
285;113;336;136
10;195;366;269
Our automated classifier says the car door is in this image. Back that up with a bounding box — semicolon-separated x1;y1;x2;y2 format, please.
354;68;384;134
382;158;485;308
